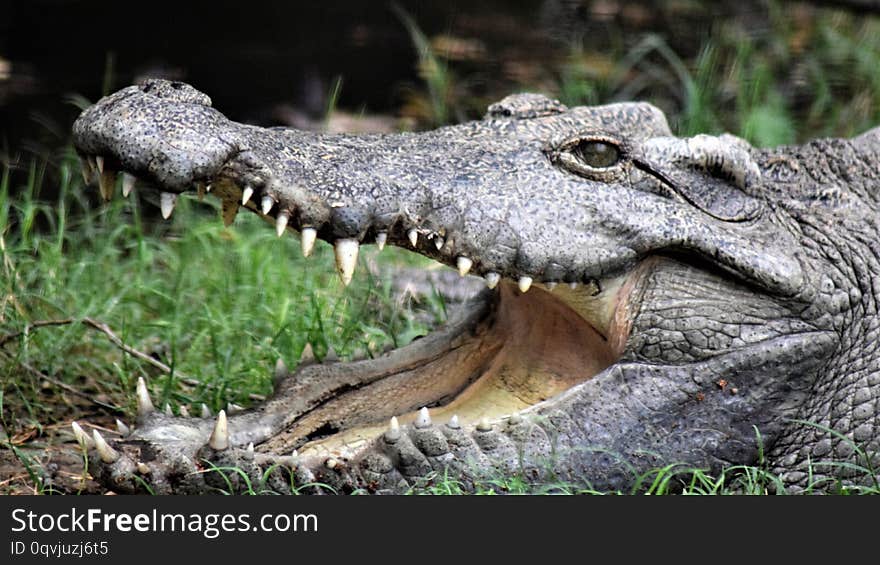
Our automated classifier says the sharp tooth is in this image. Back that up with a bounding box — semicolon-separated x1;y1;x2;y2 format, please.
414;407;432;428
98;170;117;201
300;343;315;363
179;405;190;418
115;419;130;436
508;413;523;425
476;417;492;432
137;462;151;474
448;414;461;429
209;410;229;451
160;192;177;219
121;173;136;197
434;237;444;250
456;256;473;277
301;227;317;257
569;282;579;290
518;276;533;293
261;195;274;215
246;442;255;460
275;211;289;236
484;272;500;289
201;403;212;418
71;421;94;449
407;229;418;247
136;377;154;418
241;185;254;205
227;402;244;414
385;416;401;442
221;197;238;226
334;238;359;286
274;358;288;383
324;346;339;362
545;281;557;291
96;155;105;173
164;403;173;416
92;430;120;463
375;232;387;251
325;458;338;469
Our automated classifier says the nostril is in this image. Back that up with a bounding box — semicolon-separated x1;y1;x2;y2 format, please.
137;79;213;107
171;81;184;90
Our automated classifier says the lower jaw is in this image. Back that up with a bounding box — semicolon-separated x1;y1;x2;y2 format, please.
267;276;634;460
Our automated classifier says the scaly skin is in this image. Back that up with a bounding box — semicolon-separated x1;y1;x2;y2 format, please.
70;79;879;494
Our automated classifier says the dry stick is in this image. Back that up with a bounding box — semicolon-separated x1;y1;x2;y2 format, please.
0;318;266;402
0;349;122;412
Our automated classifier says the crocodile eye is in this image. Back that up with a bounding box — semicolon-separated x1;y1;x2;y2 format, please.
575;140;621;168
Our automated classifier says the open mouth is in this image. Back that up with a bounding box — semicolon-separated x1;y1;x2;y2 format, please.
79;151;643;463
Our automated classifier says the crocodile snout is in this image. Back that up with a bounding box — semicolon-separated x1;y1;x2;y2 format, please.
139;79;213;107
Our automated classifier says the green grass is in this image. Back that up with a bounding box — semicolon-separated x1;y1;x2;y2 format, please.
0;151;444;430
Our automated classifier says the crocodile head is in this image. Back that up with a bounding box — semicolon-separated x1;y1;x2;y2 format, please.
71;79;870;494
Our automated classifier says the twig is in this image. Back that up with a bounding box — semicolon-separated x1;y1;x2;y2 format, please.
1;317;266;402
0;349;122;412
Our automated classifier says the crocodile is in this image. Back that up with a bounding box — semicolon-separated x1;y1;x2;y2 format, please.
69;79;880;494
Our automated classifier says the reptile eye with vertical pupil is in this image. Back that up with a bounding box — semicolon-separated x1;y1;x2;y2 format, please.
575;140;621;168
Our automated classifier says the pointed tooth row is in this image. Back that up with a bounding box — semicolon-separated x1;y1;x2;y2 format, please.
71;421;94;449
301;227;317;257
414;407;432;428
261;195;274;215
209;410;229;451
160;193;177;219
136;377;154;418
121;173;136;197
241;185;254;206
334;239;359;286
92;430;119;463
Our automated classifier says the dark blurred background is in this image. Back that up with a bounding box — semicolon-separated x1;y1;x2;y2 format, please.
2;0;879;160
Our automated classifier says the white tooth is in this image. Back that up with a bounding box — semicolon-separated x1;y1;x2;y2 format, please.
414;407;432;428
209;410;229;451
241;185;254;205
275;211;289;237
206;183;212;192
122;173;136;197
160;192;177;219
407;229;418;247
201;404;212;418
434;237;444;250
179;405;190;418
136;377;154;418
508;413;523;425
300;343;315;363
545;282;557;291
375;232;387;251
115;419;130;436
477;417;492;432
484;272;500;289
246;442;255;460
569;282;579;290
448;415;461;429
291;449;299;458
385;416;401;442
92;430;119;463
261;195;274;215
137;462;151;474
518;276;533;293
324;346;339;362
164;403;173;416
325;458;338;469
227;402;244;414
334;239;359;286
456;256;473;277
301;227;317;257
96;155;105;173
71;421;94;449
